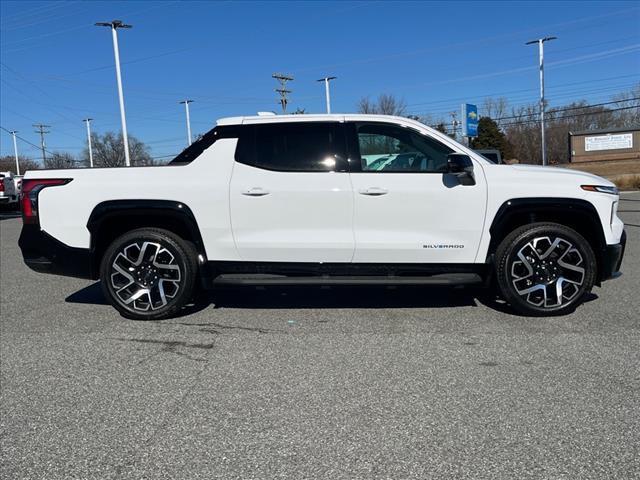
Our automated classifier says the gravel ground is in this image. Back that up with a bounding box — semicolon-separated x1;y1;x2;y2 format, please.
1;192;639;479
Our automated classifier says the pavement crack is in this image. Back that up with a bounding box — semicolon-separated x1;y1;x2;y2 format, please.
112;338;214;365
177;321;274;334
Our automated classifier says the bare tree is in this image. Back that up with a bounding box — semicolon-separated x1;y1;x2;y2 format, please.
44;152;78;169
0;155;40;173
502;96;633;165
357;93;407;116
378;93;407;116
357;96;377;114
357;86;638;165
82;132;153;167
503;103;540;164
481;97;509;120
611;83;640;127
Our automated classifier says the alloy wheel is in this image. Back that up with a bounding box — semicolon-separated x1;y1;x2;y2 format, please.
109;241;182;312
509;236;585;309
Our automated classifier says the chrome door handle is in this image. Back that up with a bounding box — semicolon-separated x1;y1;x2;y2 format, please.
242;187;270;197
359;187;388;196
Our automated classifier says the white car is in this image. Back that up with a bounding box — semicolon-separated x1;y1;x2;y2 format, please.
18;114;625;319
0;172;19;207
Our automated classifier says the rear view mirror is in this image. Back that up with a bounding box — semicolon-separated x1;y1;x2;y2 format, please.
447;154;475;185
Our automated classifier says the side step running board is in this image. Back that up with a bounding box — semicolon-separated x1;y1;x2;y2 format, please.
213;273;483;286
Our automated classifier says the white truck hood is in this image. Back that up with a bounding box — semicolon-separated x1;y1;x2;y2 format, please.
476;162;616;193
506;164;615;187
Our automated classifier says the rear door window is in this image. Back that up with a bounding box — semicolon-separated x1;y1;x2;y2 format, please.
238;122;347;172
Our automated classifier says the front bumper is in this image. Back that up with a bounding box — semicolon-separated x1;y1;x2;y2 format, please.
600;230;626;282
19;224;95;279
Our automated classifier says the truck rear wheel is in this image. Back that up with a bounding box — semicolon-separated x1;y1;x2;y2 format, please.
495;222;596;316
100;228;198;320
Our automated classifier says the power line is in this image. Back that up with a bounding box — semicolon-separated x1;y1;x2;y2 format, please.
0;1;75;25
289;6;640;75
384;43;640;96
410;81;640;119
1;2;86;34
430;102;639;129
0;125;56;158
0;66;86;139
497;105;639;128
1;1;179;52
405;73;640;108
492;97;640;122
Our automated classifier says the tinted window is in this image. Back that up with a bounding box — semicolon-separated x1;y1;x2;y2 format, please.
356;123;453;173
169;125;243;165
244;122;344;172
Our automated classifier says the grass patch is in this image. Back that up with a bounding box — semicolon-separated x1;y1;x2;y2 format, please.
614;175;640;191
561;159;640;176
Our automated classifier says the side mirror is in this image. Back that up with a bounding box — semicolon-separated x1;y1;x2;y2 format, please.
447;153;475;185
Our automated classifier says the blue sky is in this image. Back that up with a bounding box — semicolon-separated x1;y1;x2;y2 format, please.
1;0;639;161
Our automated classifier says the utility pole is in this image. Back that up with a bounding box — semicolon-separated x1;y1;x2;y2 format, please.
179;100;194;146
526;36;557;166
317;76;336;114
10;130;20;175
33;124;50;164
83;118;94;167
272;73;293;113
96;19;132;166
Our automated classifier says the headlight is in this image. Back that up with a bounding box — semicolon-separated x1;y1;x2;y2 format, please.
581;185;619;195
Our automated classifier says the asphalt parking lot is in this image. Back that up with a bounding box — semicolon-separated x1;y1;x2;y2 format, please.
1;192;639;479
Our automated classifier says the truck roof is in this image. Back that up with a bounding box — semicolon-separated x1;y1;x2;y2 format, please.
216;113;415;126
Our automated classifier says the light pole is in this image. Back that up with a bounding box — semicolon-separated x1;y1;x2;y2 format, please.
83;118;94;167
96;19;132;166
179;100;194;146
10;130;20;175
317;76;336;114
526;36;557;166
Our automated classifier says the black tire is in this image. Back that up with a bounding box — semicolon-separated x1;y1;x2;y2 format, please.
495;222;596;316
100;228;198;320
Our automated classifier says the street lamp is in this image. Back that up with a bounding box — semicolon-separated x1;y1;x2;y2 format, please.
526;36;557;166
179;100;194;146
10;130;20;175
317;76;336;114
96;19;132;166
83;118;94;167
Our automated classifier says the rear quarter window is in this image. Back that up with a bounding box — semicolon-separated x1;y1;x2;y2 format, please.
169;125;244;165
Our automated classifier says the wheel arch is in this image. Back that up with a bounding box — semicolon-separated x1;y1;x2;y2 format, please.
87;200;206;277
487;197;607;282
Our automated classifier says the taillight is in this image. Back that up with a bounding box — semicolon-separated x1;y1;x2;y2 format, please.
0;181;4;192
21;179;71;225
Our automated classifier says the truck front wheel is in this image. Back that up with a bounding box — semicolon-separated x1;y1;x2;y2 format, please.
495;222;597;316
100;228;198;320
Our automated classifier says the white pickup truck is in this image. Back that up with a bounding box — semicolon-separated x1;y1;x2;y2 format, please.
1;171;19;207
19;114;626;319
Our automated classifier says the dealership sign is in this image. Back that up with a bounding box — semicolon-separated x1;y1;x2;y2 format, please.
462;103;478;137
585;133;633;151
